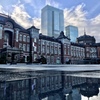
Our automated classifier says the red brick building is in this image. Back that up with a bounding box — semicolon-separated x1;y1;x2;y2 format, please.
77;34;100;63
0;14;30;63
0;13;100;64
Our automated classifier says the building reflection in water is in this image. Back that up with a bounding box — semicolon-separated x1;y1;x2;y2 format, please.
0;69;100;100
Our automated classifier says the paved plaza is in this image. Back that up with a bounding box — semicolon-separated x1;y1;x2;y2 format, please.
0;64;100;71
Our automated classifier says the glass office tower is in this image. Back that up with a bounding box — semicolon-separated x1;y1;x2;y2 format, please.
65;25;78;42
41;5;64;38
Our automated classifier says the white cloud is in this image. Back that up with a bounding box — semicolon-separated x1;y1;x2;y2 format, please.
64;3;87;28
0;5;7;14
32;17;41;30
22;0;44;17
11;3;41;31
45;0;61;8
22;0;62;17
11;4;32;28
64;3;100;42
0;2;100;42
0;2;41;31
91;14;100;25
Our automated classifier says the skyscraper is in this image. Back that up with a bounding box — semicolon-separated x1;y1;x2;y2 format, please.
41;5;64;38
65;25;78;42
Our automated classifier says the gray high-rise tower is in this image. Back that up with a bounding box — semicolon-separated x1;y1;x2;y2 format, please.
41;5;64;38
65;25;78;42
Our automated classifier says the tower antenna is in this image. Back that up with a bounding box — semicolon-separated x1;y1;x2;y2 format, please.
33;19;34;26
7;9;11;18
84;28;86;35
7;9;10;17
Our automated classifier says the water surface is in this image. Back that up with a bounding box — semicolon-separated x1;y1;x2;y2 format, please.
0;65;100;100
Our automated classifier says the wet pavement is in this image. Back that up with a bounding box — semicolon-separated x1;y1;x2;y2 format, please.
0;64;100;100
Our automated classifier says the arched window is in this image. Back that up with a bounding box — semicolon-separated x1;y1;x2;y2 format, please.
4;32;10;46
19;34;22;41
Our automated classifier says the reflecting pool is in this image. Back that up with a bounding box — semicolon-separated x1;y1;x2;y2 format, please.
0;66;100;100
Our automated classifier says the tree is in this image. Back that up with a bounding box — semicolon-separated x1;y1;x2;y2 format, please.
40;55;47;64
0;54;7;64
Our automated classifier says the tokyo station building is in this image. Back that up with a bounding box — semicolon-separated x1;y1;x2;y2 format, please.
0;13;100;64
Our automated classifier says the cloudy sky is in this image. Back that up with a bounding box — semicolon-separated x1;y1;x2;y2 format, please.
0;0;100;42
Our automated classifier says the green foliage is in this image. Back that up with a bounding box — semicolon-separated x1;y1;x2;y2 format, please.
0;54;7;64
33;55;47;64
40;55;47;64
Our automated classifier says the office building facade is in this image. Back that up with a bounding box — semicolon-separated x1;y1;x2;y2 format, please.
41;5;64;38
65;25;78;42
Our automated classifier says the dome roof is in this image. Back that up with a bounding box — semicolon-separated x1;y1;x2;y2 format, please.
77;34;95;41
80;83;99;98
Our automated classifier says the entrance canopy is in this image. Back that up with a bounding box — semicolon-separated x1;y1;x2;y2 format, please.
0;47;23;54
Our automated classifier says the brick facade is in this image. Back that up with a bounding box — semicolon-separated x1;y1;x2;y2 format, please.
0;14;100;64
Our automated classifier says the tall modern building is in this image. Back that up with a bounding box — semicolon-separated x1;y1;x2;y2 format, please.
41;5;64;38
65;25;78;42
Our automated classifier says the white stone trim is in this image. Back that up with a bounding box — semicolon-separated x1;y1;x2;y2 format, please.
4;28;14;33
